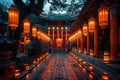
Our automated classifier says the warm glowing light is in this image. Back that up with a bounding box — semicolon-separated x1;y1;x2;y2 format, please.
104;51;109;63
102;72;109;80
48;27;50;30
37;30;41;39
8;6;19;30
98;6;109;29
88;17;95;33
23;18;30;34
83;24;88;36
89;64;93;72
25;64;30;71
65;27;68;30
33;60;37;65
79;58;82;62
32;25;37;37
90;49;94;57
52;27;55;30
15;69;20;78
83;60;87;65
69;30;82;42
84;49;87;55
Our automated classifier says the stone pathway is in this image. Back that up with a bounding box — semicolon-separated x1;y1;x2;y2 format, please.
42;53;78;80
24;50;91;80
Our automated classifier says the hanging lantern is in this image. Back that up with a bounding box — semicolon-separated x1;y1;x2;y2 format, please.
23;18;30;34
83;23;88;36
8;6;20;30
102;72;109;80
32;25;37;37
88;17;95;33
15;69;20;79
37;30;41;39
98;6;109;29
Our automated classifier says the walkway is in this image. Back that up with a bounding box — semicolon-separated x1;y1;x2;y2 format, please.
24;49;93;80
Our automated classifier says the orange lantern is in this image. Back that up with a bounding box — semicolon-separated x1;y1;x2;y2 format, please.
32;25;37;37
102;72;109;80
89;64;94;72
88;17;95;33
98;6;109;29
15;69;20;78
23;18;30;34
37;30;41;39
104;51;109;63
83;23;88;36
8;6;20;30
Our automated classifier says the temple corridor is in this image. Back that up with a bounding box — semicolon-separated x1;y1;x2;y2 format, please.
0;0;120;80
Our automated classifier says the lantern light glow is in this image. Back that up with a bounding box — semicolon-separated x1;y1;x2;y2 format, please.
23;18;30;34
98;6;109;29
88;17;95;33
8;6;20;30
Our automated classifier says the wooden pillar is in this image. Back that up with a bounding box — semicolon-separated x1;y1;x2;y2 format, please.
87;30;90;54
94;24;98;55
81;33;84;52
110;3;119;59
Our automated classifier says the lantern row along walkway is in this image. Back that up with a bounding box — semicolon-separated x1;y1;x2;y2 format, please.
21;49;95;80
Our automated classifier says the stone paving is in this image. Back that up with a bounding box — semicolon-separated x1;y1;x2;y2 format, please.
24;50;91;80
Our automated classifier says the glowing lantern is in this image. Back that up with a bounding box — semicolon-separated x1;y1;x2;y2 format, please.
25;64;30;71
37;30;41;39
89;64;93;72
88;17;95;33
102;72;109;80
33;59;37;66
8;6;20;30
90;49;94;57
83;60;87;65
37;58;40;62
23;18;30;34
98;6;109;29
83;24;88;36
104;51;109;63
15;69;20;78
32;25;37;37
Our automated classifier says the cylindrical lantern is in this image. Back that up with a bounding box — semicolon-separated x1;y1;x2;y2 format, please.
102;72;109;80
32;25;37;37
23;18;30;34
88;17;95;33
8;6;20;30
15;69;20;79
37;30;41;39
83;24;88;36
98;6;109;29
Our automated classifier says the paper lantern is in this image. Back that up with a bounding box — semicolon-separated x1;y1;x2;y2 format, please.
23;18;30;34
89;64;93;72
98;6;109;29
88;17;95;33
104;51;109;63
83;24;88;36
102;72;109;80
15;69;20;78
8;6;19;30
32;25;37;37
